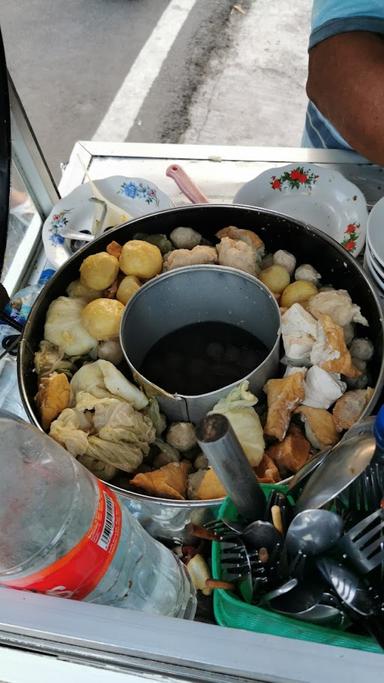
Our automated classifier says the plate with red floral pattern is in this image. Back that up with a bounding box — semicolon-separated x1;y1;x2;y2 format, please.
233;163;368;257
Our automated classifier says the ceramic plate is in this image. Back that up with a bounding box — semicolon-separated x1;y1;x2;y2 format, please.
233;163;368;257
367;195;384;266
365;241;384;284
43;176;173;269
364;247;384;293
366;240;384;280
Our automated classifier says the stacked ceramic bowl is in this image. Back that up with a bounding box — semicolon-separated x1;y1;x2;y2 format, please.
365;197;384;295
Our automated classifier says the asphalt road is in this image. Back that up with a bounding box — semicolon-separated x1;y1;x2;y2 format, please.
0;0;235;181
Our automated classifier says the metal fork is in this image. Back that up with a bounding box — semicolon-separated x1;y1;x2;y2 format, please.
219;541;255;602
337;508;384;574
344;461;384;516
203;518;244;539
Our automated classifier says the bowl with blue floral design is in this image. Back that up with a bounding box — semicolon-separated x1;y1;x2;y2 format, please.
43;176;172;269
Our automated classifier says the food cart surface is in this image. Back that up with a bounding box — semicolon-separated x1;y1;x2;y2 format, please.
1;142;384;683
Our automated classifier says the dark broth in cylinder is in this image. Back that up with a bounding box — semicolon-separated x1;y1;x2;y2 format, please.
139;321;268;395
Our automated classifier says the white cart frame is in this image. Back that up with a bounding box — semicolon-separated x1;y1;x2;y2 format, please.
2;138;384;682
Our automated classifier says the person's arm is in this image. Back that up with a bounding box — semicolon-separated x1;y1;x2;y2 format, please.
307;31;384;163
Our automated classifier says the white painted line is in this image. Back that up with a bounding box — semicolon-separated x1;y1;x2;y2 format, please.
92;0;198;142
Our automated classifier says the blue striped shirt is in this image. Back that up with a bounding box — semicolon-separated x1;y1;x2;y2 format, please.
304;1;384;150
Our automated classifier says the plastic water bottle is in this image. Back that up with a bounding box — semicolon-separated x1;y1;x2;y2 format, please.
374;406;384;460
4;268;55;326
0;418;196;619
0;325;28;419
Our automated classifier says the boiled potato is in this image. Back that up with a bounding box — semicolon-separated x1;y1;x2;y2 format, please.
119;240;162;279
116;275;141;305
280;280;318;308
259;264;290;294
82;298;125;340
80;252;119;290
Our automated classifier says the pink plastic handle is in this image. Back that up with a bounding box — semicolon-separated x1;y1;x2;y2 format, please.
166;164;209;204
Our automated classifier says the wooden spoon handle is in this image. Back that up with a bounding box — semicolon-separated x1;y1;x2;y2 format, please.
205;579;235;591
189;524;219;541
271;505;284;535
166;164;209;204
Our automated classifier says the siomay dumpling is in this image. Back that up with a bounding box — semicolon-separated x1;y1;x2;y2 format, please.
44;296;97;356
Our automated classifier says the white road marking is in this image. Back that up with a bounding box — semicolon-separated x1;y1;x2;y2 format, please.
92;0;198;142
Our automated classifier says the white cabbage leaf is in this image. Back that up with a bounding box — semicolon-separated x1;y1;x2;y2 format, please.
70;359;148;409
49;390;155;473
209;381;265;466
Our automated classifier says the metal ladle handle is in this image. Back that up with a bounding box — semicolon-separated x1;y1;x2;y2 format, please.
196;413;266;522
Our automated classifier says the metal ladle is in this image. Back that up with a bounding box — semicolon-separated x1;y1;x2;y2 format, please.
288;417;375;494
285;509;344;558
317;557;384;648
295;435;376;512
275;601;345;627
282;509;344;579
267;576;326;614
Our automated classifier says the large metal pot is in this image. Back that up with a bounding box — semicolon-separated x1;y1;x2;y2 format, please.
18;205;384;541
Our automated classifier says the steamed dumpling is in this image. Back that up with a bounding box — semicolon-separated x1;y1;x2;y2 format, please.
44;297;97;356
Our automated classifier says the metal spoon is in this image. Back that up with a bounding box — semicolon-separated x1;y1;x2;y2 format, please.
283;603;346;627
317;557;384;648
288;418;375;495
288;448;332;493
268;576;327;614
242;519;283;552
258;578;298;605
295;435;376;512
285;509;344;558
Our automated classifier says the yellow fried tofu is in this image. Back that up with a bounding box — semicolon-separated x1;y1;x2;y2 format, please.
264;372;305;441
254;453;281;483
36;372;71;431
295;405;339;450
266;425;311;475
130;461;191;500
188;468;227;500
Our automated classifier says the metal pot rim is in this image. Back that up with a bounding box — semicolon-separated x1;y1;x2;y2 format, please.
120;263;282;401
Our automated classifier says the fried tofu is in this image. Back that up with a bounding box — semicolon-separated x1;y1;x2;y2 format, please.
310;314;361;378
216;226;264;255
333;387;374;432
254;453;281;483
295;405;339;450
130;461;191;500
264;372;305;441
266;425;311;476
187;468;227;500
36;372;71;431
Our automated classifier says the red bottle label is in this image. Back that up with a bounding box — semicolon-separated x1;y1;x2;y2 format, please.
1;480;122;600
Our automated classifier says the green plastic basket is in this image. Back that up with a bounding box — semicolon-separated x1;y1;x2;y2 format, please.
212;485;382;653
